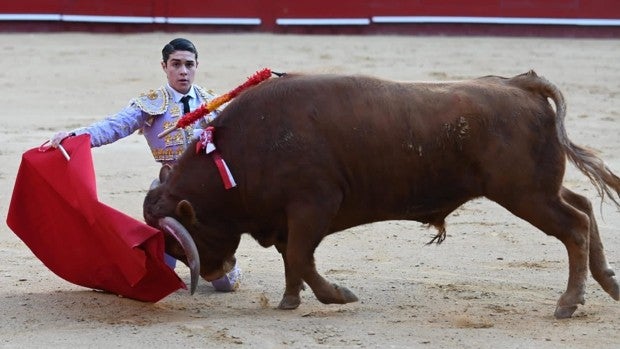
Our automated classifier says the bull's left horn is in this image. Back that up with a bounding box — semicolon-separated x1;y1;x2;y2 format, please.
158;217;200;295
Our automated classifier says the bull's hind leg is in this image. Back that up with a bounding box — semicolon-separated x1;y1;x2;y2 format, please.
499;192;590;319
281;201;358;308
561;187;619;301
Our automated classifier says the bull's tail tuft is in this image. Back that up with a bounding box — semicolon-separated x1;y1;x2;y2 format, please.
565;143;620;207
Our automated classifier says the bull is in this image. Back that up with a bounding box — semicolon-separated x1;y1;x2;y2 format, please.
143;71;620;319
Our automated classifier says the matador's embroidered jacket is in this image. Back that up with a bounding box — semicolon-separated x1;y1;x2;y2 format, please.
73;84;219;163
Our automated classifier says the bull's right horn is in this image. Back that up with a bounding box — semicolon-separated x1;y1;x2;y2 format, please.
158;216;200;295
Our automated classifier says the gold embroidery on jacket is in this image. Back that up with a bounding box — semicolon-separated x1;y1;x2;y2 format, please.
133;87;169;115
144;85;219;162
151;147;185;162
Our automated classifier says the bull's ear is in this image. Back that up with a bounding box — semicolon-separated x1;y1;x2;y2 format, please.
176;200;198;225
159;164;173;183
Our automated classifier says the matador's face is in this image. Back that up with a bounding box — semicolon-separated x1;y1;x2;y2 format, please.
162;50;198;95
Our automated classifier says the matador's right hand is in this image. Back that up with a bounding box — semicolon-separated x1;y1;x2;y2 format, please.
50;131;73;148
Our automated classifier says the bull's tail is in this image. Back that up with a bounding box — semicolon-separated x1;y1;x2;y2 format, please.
518;70;620;207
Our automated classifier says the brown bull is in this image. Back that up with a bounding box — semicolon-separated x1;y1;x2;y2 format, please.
143;71;620;319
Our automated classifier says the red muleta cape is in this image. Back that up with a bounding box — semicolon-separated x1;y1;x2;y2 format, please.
6;135;185;302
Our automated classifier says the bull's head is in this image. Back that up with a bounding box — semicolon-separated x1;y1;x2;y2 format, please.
143;164;239;294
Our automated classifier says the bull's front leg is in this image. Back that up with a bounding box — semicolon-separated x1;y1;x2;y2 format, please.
274;241;305;309
284;243;358;306
283;202;358;307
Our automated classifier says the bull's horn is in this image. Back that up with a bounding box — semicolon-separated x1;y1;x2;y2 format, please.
158;217;200;295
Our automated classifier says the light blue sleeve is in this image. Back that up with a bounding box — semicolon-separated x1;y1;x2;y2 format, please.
73;103;150;147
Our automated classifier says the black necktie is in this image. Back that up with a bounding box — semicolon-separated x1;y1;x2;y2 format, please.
180;95;191;114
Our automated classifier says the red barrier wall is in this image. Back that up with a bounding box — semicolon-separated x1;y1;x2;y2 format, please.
1;0;619;37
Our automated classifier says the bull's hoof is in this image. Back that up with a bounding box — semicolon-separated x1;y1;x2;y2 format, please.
335;285;359;304
278;294;301;310
554;288;585;319
611;284;620;301
554;304;578;319
601;274;619;301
